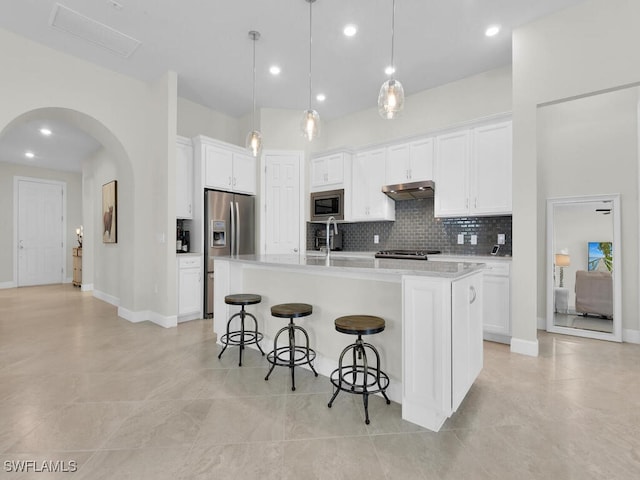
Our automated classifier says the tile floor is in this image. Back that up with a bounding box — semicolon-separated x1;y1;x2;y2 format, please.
0;284;639;479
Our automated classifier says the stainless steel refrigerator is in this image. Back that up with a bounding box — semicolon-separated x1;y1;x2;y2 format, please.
204;189;255;318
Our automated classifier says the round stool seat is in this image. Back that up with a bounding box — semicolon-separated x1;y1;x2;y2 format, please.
271;303;312;319
335;315;385;336
225;293;262;306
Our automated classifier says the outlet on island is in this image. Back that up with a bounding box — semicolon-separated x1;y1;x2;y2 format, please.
374;234;380;244
457;234;464;244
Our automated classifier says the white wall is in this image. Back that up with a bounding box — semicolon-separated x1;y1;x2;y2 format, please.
513;0;640;350
537;88;638;327
0;162;82;286
319;66;512;151
0;27;174;321
177;97;242;145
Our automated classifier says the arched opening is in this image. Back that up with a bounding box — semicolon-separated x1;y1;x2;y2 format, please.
1;107;138;312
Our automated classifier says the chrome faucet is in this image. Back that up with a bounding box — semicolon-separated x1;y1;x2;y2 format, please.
326;216;338;258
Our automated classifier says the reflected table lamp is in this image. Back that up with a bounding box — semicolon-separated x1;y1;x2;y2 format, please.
555;253;570;287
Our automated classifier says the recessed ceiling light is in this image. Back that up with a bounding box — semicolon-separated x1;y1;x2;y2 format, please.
40;128;52;136
269;65;281;75
316;93;326;102
343;24;357;37
25;151;35;159
485;25;501;37
384;66;395;76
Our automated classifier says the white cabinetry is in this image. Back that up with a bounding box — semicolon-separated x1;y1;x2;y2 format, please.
350;148;395;221
434;121;512;218
429;256;511;344
434;130;470;216
451;274;483;410
482;261;511;343
176;136;194;219
197;136;257;195
385;138;434;185
310;152;350;192
471;122;512;215
402;271;483;431
177;255;202;321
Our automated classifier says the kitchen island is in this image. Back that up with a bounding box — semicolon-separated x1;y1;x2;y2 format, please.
213;254;484;432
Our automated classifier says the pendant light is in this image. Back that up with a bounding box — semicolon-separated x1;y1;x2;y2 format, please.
300;0;320;141
246;30;263;157
378;0;404;119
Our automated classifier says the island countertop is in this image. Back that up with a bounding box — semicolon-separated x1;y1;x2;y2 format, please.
219;253;485;279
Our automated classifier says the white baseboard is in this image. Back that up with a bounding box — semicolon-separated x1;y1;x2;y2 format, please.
117;307;177;328
81;283;93;292
117;306;146;323
148;311;178;328
537;315;546;329
0;281;16;289
623;329;640;344
510;337;539;357
93;289;120;307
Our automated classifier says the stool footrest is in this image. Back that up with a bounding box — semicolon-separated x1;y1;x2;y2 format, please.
219;331;264;348
329;365;390;395
266;345;316;368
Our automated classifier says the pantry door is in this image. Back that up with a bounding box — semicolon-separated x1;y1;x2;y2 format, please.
262;151;304;254
16;178;65;286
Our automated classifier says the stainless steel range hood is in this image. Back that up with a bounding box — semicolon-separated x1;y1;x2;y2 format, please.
381;180;435;201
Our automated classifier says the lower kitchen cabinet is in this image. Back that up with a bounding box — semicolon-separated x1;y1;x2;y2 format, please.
429;256;511;344
482;261;511;343
402;270;483;429
177;255;202;321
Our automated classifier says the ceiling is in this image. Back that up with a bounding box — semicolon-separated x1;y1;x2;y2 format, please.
0;0;587;172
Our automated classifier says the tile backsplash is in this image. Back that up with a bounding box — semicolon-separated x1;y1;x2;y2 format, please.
307;197;512;256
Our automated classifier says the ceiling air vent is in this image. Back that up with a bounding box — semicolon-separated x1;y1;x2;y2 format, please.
49;3;141;58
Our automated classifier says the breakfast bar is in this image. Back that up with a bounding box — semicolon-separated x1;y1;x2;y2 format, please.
213;254;485;432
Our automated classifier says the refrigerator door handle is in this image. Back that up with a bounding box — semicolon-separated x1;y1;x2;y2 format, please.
229;201;235;256
235;202;240;256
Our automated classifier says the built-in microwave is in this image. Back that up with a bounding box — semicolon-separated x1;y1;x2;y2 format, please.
310;188;344;222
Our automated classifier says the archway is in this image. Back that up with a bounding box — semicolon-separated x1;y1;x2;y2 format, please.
1;107;138;313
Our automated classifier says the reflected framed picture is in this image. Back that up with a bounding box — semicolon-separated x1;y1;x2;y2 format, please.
102;180;117;244
588;241;612;272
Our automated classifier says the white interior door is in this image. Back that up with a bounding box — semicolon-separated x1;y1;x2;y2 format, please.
17;179;64;286
263;152;301;254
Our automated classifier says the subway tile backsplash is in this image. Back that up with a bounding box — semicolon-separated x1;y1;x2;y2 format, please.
307;197;512;256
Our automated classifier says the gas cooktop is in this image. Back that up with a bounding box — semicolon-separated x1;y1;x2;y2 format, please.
374;249;441;260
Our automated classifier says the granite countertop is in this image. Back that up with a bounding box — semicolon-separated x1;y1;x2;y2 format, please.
220;254;485;279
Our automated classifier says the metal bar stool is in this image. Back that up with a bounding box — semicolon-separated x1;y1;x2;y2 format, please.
265;303;318;391
218;294;264;366
328;315;390;424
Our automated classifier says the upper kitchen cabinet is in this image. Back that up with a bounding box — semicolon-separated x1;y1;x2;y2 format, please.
195;135;257;195
310;152;351;192
176;136;194;219
471;121;512;215
350;148;395;221
434;120;512;217
434;130;470;217
385;138;434;185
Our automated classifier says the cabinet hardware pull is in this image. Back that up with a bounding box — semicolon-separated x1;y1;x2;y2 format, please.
469;285;477;304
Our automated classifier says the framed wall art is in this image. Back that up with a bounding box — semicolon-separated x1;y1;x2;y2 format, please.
102;180;117;243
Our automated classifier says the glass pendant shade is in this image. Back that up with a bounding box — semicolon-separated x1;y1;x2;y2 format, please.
300;0;319;141
378;78;405;119
246;30;262;157
246;130;262;157
301;109;320;141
